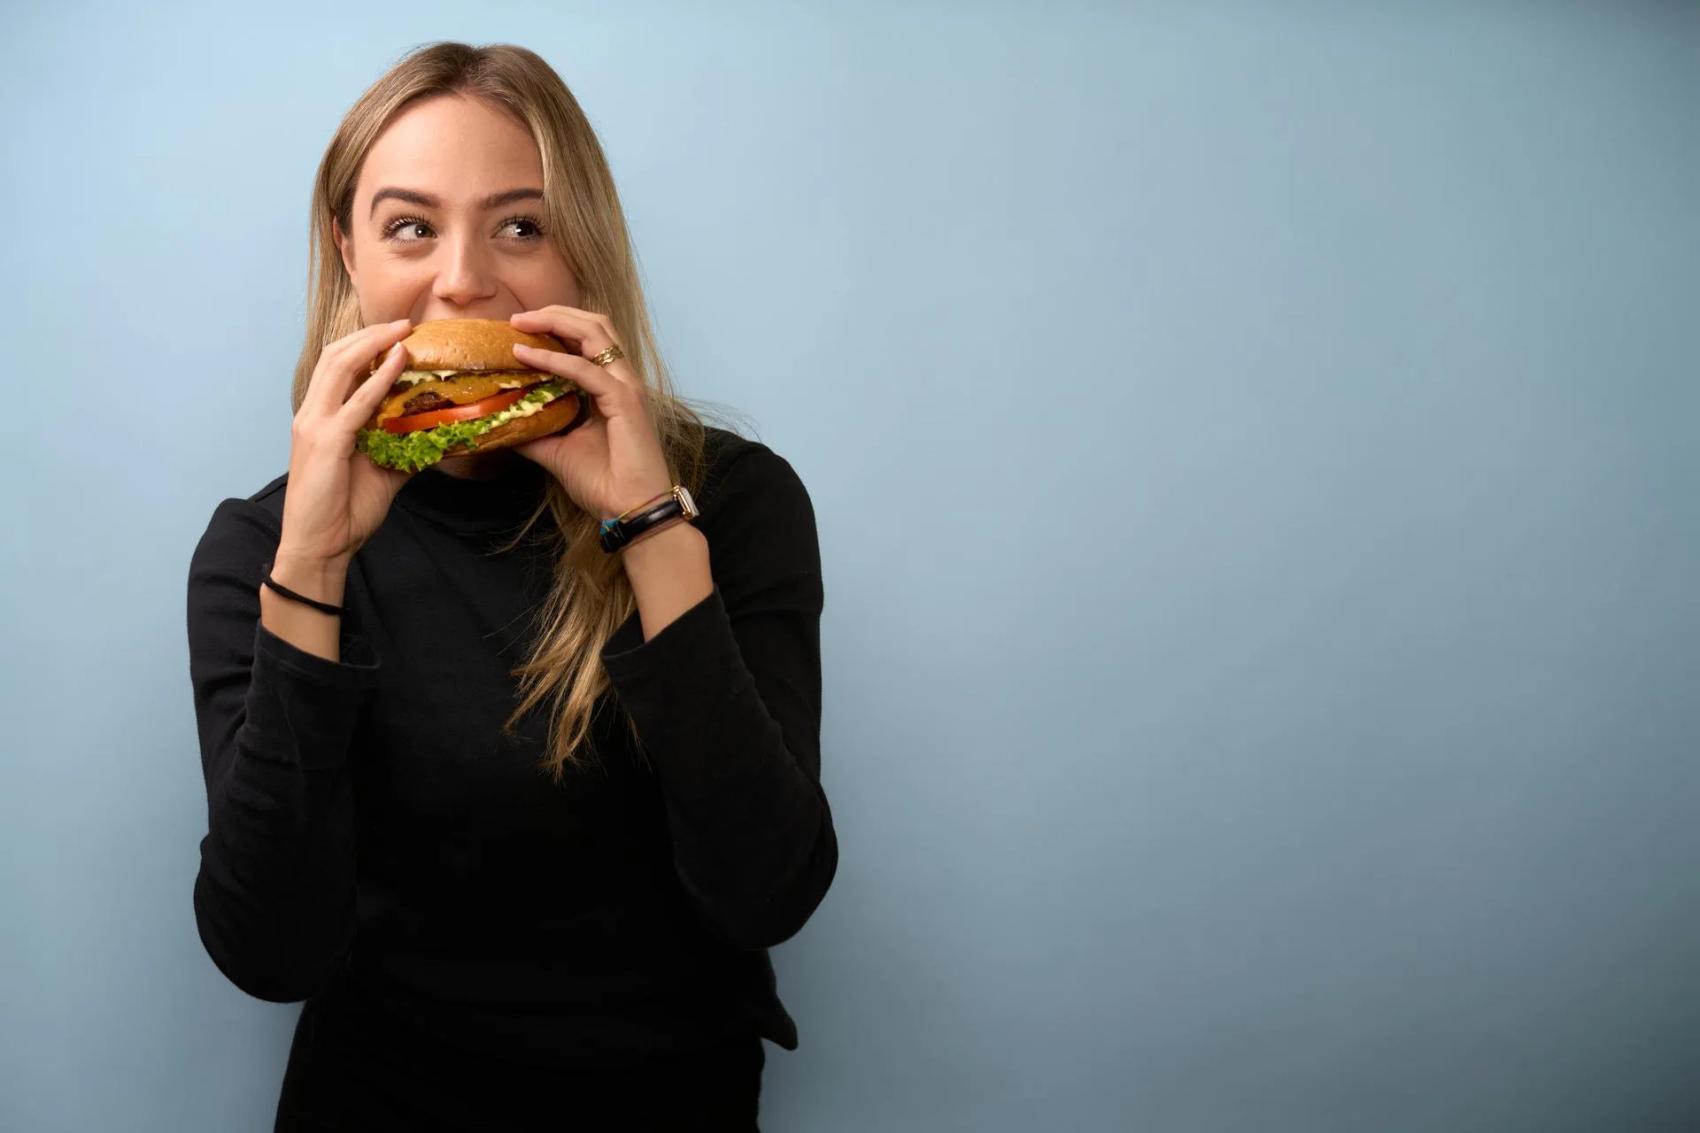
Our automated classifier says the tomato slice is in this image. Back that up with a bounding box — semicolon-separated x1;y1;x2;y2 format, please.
382;388;528;434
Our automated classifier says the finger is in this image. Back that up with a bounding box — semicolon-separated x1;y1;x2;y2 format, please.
302;319;413;417
351;447;414;491
509;310;638;392
510;308;620;357
511;342;634;411
558;388;594;435
301;318;411;417
333;340;410;430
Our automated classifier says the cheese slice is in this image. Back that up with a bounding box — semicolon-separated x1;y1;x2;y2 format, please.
377;372;551;422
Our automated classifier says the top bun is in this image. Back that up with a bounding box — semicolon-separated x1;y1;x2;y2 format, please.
394;318;568;371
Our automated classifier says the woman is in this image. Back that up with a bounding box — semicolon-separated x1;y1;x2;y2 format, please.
185;42;835;1131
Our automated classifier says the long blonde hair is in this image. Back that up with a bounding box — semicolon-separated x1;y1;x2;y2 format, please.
295;41;738;783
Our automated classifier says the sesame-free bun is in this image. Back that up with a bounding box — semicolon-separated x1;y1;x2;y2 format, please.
371;317;569;373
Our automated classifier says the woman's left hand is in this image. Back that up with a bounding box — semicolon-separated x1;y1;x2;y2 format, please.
507;306;674;519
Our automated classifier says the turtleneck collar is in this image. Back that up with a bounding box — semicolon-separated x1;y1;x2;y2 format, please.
393;453;553;536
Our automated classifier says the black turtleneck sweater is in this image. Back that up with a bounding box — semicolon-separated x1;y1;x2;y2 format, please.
185;426;834;1125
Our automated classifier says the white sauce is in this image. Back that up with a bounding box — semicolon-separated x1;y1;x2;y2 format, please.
395;369;461;385
480;390;559;429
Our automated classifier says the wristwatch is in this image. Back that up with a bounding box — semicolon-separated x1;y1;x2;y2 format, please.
598;485;699;553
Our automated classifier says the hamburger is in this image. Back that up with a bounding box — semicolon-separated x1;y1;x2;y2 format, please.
354;317;589;473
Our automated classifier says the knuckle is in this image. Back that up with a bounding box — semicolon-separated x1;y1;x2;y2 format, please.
294;431;337;463
293;407;333;435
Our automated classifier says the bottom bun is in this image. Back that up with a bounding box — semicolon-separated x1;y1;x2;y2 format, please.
447;390;589;456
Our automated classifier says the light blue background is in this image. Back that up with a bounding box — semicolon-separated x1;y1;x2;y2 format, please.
3;2;1696;1130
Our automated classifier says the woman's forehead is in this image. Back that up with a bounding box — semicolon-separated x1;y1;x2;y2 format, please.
360;97;541;206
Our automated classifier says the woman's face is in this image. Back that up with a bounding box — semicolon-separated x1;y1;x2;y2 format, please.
332;92;581;327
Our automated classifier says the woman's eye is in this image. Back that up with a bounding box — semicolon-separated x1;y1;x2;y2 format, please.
498;215;547;240
379;215;546;243
381;216;432;242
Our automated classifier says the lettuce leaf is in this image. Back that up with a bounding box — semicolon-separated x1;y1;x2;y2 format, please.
355;382;569;473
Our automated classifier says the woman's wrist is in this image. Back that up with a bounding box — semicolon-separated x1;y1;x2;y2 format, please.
606;487;676;521
619;521;712;642
620;514;690;551
598;484;698;555
269;549;352;606
259;554;350;663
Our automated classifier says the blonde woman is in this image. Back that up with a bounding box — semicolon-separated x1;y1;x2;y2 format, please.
186;41;835;1131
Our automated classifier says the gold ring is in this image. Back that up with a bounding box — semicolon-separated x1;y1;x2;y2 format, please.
587;344;624;367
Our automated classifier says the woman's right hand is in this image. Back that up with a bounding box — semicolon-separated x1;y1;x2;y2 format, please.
276;318;417;566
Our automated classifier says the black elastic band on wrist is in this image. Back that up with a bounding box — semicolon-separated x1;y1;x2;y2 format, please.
260;560;346;617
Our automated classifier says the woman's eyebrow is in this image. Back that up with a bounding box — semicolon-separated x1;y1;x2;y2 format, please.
368;187;544;217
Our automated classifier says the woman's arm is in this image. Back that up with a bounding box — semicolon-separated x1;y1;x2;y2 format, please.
601;444;837;951
186;498;376;1001
619;520;715;644
259;551;351;662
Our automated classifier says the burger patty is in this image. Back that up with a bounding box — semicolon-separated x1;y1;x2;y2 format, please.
379;372;547;423
400;389;459;415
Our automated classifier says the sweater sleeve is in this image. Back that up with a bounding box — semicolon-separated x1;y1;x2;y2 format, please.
186;498;380;1003
599;446;836;950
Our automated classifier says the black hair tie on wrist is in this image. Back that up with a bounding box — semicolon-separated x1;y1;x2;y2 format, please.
260;560;346;617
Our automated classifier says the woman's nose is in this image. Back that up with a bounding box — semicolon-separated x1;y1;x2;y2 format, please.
432;235;497;304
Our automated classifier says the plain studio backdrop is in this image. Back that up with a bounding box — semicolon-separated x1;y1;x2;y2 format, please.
2;2;1696;1130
